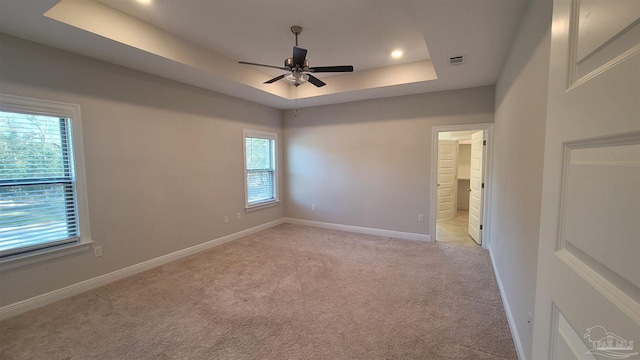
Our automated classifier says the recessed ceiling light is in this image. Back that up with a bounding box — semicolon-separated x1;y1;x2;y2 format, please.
391;50;403;59
136;0;152;4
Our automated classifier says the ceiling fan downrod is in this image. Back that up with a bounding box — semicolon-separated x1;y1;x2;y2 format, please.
291;25;302;47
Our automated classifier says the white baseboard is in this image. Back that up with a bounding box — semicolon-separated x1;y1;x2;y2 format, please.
489;247;526;360
283;217;430;242
0;218;285;321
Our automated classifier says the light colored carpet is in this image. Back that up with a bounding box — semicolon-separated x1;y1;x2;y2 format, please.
1;224;517;359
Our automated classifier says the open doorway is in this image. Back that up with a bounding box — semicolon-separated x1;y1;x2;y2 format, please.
430;124;492;249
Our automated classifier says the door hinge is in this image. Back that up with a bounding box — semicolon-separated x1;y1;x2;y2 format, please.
481;183;485;189
483;140;487;146
480;225;483;230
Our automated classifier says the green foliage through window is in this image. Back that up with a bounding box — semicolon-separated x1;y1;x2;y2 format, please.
0;111;78;256
245;134;276;205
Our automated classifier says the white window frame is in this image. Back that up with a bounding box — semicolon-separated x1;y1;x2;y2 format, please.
0;94;92;270
243;129;279;209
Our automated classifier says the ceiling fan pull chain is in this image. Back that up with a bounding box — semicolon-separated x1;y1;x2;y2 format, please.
294;87;298;117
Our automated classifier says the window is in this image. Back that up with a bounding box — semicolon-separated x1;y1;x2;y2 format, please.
244;129;278;208
0;94;91;261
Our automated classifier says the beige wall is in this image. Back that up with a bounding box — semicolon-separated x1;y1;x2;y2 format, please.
457;180;470;211
0;35;283;306
457;143;471;180
283;86;494;235
489;0;552;358
457;144;471;211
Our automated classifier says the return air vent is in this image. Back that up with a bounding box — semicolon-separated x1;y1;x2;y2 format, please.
449;55;466;66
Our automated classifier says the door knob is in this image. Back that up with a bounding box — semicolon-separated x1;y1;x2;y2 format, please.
468;188;472;192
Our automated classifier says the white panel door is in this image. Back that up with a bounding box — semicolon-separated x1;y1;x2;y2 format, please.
437;140;457;221
468;131;483;244
532;0;640;359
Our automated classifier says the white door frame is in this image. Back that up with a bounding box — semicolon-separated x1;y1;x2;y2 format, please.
430;124;494;249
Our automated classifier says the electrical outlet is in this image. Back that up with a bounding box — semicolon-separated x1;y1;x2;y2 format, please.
236;212;241;220
224;215;229;224
93;246;103;258
418;214;424;222
311;204;316;211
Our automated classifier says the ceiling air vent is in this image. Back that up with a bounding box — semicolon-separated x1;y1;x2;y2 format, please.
449;55;466;66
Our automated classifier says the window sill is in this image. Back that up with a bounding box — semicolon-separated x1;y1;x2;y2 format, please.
0;239;93;271
245;200;280;212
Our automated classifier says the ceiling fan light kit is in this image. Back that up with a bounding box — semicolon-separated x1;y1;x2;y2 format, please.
239;25;354;88
285;72;309;86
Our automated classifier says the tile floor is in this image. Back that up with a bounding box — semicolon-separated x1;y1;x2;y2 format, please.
436;210;479;245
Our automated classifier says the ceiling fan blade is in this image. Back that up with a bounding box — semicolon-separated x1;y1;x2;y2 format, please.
292;47;307;67
309;65;354;73
264;74;286;84
307;74;326;88
239;61;290;71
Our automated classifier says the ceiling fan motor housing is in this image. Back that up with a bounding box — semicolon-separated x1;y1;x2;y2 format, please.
285;57;309;70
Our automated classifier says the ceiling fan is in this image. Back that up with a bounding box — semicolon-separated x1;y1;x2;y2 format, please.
239;26;354;87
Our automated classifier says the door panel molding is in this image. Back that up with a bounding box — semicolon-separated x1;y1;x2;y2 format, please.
567;0;640;89
550;304;597;360
437;140;457;221
556;246;640;326
557;131;640;294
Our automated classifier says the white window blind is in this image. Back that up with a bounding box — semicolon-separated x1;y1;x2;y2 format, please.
244;130;277;207
0;111;79;257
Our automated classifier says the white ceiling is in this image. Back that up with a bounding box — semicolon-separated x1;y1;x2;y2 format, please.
0;0;528;109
